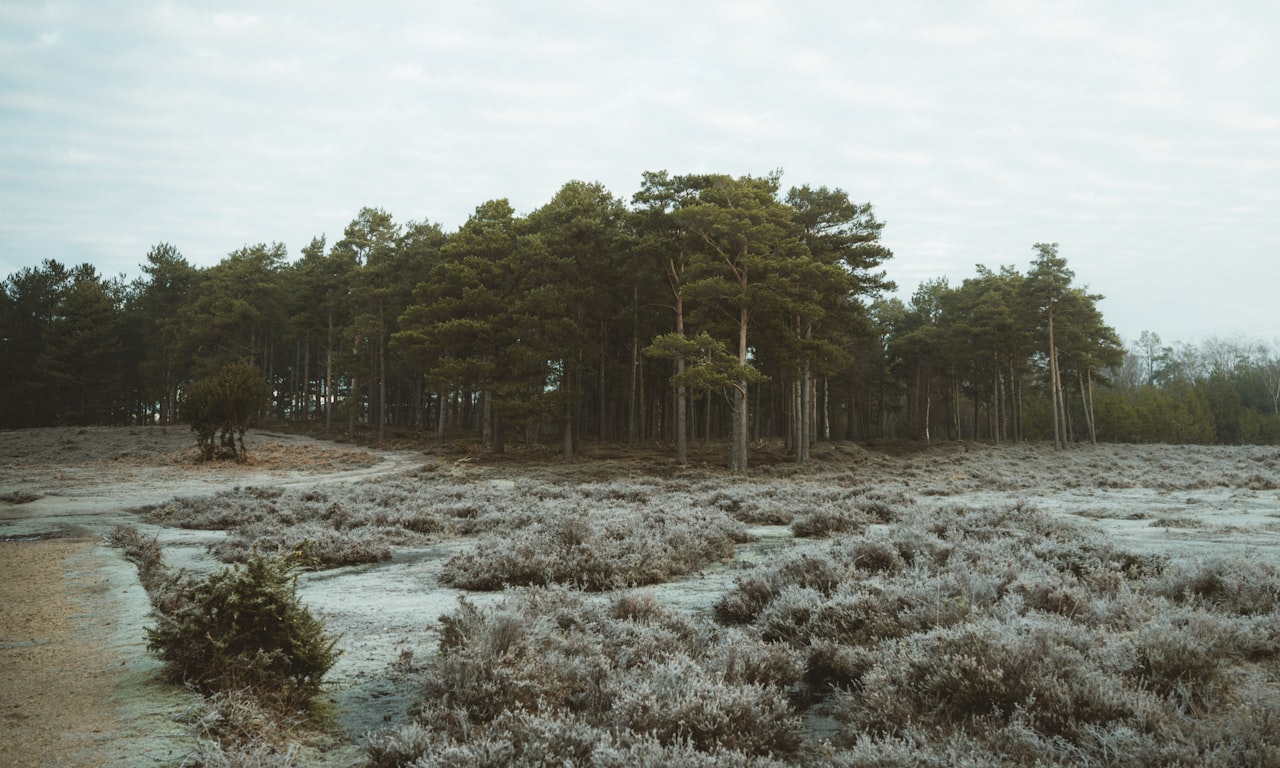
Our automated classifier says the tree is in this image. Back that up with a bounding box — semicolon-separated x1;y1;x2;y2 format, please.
783;184;893;457
36;264;125;424
1025;243;1074;449
0;260;71;426
330;209;398;437
675;172;804;471
184;362;269;462
395;200;561;452
633;171;701;464
180;243;288;379
526;180;629;459
132;244;198;424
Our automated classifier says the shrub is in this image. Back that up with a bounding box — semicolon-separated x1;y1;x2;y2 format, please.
107;524;168;592
184;362;269;462
1149;555;1280;615
146;551;338;710
210;522;393;568
789;507;869;538
605;656;802;757
441;508;748;591
841;617;1134;740
402;589;802;762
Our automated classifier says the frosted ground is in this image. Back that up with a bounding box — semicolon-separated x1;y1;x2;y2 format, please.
2;428;1278;765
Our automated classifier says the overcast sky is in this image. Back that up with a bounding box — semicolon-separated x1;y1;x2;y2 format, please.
2;1;1277;346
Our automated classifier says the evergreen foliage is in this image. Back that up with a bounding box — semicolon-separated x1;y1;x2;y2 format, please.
184;362;269;462
2;170;1274;450
145;551;338;709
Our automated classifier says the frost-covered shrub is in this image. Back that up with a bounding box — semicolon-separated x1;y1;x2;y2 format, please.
824;732;996;768
1123;608;1231;705
403;589;802;762
832;536;907;574
365;721;435;768
210;521;393;568
441;508;749;591
714;553;840;625
605;656;802;756
840;616;1134;739
789;507;869;538
183;739;301;768
179;687;303;755
367;714;792;768
1149;555;1280;615
107;524;168;593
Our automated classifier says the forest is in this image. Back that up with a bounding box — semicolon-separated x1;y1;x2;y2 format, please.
3;171;1278;463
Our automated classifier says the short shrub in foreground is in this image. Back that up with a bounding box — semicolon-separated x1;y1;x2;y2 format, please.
147;551;338;709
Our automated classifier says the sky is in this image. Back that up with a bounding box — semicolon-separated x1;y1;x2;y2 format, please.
2;1;1277;347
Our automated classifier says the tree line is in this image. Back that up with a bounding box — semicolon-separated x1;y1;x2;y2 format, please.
3;171;1273;466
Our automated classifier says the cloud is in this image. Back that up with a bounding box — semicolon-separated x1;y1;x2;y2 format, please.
1;0;1276;344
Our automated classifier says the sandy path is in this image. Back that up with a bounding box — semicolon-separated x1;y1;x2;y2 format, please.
0;538;191;767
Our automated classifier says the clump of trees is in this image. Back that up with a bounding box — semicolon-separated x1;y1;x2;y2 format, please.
3;169;1273;464
1093;332;1280;444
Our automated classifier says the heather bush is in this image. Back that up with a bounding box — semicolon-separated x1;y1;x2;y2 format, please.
441;508;749;590
841;616;1134;738
389;588;803;762
704;491;1280;766
210;521;393;568
182;740;301;768
367;714;792;768
107;524;168;593
1148;554;1280;615
789;507;869;538
604;656;802;756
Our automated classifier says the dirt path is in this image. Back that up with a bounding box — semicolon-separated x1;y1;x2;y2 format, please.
0;537;191;767
0;427;422;767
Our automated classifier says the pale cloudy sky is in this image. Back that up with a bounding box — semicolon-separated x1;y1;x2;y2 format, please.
2;1;1277;345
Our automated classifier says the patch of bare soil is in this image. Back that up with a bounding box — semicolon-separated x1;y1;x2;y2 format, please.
0;537;190;767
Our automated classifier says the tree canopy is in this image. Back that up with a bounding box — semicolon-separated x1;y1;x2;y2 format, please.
3;169;1272;463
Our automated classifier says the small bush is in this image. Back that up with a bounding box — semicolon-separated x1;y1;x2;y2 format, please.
146;551;338;710
606;656;802;757
441;508;748;591
790;507;869;538
184;362;269;463
1149;555;1280;615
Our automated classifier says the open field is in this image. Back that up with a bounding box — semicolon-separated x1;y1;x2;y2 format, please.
2;428;1279;766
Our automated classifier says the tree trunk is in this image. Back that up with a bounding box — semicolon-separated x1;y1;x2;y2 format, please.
730;380;748;472
732;305;747;473
377;300;386;441
435;390;448;444
1048;304;1064;450
481;389;492;448
324;310;334;434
